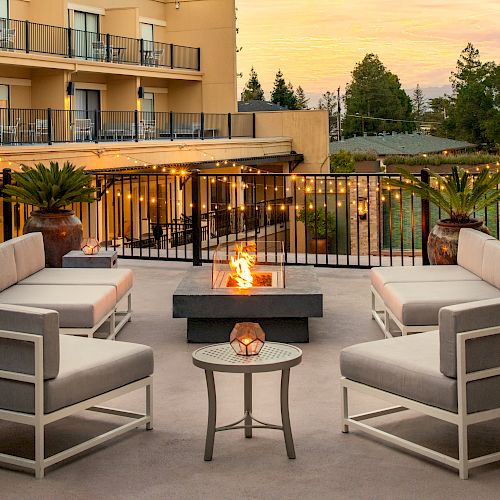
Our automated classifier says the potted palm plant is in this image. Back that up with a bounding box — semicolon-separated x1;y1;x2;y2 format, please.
2;162;96;267
385;165;500;264
297;206;336;254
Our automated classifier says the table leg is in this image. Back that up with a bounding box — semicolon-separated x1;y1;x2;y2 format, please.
204;370;216;461
281;368;296;459
244;373;252;438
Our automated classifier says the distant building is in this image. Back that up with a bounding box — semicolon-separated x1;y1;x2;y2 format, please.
238;100;286;112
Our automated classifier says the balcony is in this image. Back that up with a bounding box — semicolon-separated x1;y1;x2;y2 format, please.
0;17;200;71
0;109;254;145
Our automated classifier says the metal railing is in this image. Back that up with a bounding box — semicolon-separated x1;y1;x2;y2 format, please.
2;170;499;267
0;17;200;71
0;108;255;144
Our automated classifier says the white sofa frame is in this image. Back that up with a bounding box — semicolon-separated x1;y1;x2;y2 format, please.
341;324;500;479
0;328;152;479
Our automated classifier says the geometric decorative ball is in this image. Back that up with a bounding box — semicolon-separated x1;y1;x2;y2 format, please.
81;237;101;255
230;322;265;356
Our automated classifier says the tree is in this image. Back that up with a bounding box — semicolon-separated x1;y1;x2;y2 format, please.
343;54;415;137
451;42;482;92
295;86;309;109
318;90;339;141
241;67;264;101
412;84;427;121
270;70;299;109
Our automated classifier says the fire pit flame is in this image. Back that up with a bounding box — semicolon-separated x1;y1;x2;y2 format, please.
229;243;257;288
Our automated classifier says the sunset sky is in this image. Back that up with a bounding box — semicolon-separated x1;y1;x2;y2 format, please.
236;0;500;103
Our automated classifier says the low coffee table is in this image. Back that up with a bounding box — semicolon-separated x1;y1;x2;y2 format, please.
192;342;302;461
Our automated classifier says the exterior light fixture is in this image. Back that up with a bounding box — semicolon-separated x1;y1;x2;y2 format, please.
230;322;265;356
67;82;75;96
138;86;145;99
175;1;180;9
81;238;100;255
358;197;368;220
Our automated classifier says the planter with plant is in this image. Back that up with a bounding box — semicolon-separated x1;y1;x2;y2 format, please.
2;162;96;267
297;206;336;254
385;165;500;264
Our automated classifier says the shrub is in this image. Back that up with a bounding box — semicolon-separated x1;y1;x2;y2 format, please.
330;150;355;173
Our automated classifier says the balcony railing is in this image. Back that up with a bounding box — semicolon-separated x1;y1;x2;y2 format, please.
0;108;255;145
0;17;200;70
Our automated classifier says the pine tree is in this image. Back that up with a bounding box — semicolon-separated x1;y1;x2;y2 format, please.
451;43;482;92
318;91;338;140
295;86;309;109
241;67;265;101
270;70;299;109
412;84;427;121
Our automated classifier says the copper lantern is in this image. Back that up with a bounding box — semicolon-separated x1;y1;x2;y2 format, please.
81;238;100;255
230;322;265;356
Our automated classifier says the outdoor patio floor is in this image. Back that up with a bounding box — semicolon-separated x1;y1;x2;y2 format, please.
1;261;500;499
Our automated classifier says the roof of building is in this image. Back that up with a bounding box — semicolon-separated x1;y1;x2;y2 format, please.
238;100;286;112
329;133;474;156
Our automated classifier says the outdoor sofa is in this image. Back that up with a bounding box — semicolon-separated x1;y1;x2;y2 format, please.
0;304;153;478
0;233;133;339
370;228;500;337
341;298;500;479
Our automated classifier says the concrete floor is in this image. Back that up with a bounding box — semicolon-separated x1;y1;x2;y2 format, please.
1;261;500;499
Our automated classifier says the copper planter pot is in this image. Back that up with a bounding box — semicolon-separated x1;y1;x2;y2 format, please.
309;238;327;254
23;210;83;267
427;219;488;265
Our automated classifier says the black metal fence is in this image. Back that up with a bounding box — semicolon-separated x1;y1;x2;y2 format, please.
0;17;200;70
0;108;255;144
2;170;498;267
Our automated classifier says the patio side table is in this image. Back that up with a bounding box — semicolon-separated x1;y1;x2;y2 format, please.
192;342;302;461
62;250;118;268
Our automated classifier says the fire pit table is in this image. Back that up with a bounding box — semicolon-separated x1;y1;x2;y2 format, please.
173;241;323;343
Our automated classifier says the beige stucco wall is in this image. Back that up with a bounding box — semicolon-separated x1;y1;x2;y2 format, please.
254;110;330;173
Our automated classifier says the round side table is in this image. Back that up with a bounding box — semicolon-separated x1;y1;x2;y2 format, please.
192;342;302;461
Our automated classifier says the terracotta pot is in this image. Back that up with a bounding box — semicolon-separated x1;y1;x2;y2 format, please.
309;238;327;254
23;210;83;267
427;219;488;265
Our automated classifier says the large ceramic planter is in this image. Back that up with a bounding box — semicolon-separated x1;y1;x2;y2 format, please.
309;238;327;254
427;219;487;265
23;210;83;267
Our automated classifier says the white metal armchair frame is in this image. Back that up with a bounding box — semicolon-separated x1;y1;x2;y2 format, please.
0;328;153;479
341;324;500;479
72;117;93;142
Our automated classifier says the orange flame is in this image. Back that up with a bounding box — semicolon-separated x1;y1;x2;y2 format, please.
229;243;257;288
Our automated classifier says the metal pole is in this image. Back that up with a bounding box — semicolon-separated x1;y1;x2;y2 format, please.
191;169;202;266
134;109;139;142
2;168;13;241
228;113;232;140
337;86;341;141
421;169;430;265
252;113;256;138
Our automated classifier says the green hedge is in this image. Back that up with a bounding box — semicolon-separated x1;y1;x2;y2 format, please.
384;153;500;167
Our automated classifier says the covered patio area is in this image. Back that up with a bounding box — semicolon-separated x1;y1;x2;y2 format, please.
1;261;500;498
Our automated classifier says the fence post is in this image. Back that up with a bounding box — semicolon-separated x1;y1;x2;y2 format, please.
200;112;205;140
191;169;202;266
94;109;99;143
106;33;112;62
67;27;73;57
170;111;174;141
140;39;144;66
2;168;13;241
170;44;174;69
25;20;30;53
197;47;201;71
47;108;52;145
421;169;430;265
228;113;232;139
252;113;256;138
134;109;139;142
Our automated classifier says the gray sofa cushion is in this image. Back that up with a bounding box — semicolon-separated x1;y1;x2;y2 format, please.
19;268;133;302
457;228;494;277
0;304;59;380
0;335;154;414
341;332;500;414
481;239;500;289
0;241;17;291
384;280;500;326
0;284;116;328
11;233;45;281
370;265;480;298
439;299;500;378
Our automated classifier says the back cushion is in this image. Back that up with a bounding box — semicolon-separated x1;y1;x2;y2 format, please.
481;239;500;288
0;240;17;291
457;228;494;277
13;233;45;280
439;299;500;378
0;304;59;380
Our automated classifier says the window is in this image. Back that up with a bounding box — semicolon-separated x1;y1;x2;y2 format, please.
0;0;8;20
73;10;100;60
142;92;154;113
75;89;100;115
140;22;154;52
0;84;9;108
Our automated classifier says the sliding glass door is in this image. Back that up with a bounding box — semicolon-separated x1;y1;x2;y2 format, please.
73;10;99;60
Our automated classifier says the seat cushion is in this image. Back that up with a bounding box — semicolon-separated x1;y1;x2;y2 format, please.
19;268;133;301
457;228;494;278
0;335;154;414
384;280;500;326
0;304;59;380
11;233;45;281
0;284;116;328
371;265;481;299
341;332;500;414
0;240;17;291
481;239;500;289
